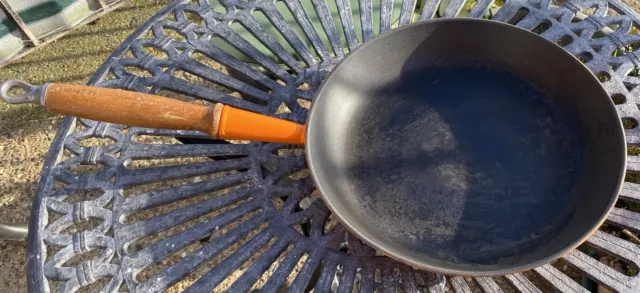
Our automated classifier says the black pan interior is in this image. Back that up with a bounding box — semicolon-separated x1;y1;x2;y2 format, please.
306;19;625;275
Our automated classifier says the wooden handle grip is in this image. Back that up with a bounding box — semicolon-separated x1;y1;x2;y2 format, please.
46;83;213;135
44;83;306;144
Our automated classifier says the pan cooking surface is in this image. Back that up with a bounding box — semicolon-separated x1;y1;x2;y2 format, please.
341;64;583;264
307;19;625;275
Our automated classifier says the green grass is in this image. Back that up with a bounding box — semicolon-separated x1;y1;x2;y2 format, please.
0;0;171;131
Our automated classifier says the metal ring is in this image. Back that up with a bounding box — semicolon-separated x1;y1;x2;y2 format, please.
0;80;45;105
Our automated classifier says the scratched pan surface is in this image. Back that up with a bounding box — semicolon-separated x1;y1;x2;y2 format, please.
305;19;626;276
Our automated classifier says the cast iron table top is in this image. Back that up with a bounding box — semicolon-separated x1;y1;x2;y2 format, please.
26;0;640;292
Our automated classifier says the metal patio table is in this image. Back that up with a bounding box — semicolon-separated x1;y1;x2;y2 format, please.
25;0;640;292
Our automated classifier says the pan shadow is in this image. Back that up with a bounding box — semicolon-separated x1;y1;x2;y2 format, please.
338;63;584;268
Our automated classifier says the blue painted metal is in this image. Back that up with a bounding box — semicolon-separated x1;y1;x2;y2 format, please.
27;0;640;292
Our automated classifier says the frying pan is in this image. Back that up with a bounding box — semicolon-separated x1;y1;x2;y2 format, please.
0;19;626;276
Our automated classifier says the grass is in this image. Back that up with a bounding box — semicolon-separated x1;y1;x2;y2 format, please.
0;0;174;291
612;27;640;76
0;0;171;132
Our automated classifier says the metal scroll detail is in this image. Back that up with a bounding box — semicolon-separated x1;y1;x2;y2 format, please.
30;0;640;292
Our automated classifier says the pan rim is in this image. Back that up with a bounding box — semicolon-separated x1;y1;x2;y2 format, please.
304;17;627;277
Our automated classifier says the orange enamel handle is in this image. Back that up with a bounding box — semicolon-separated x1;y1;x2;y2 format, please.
217;104;306;144
0;81;306;144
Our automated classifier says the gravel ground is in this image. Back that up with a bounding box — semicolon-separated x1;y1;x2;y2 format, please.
1;0;640;292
